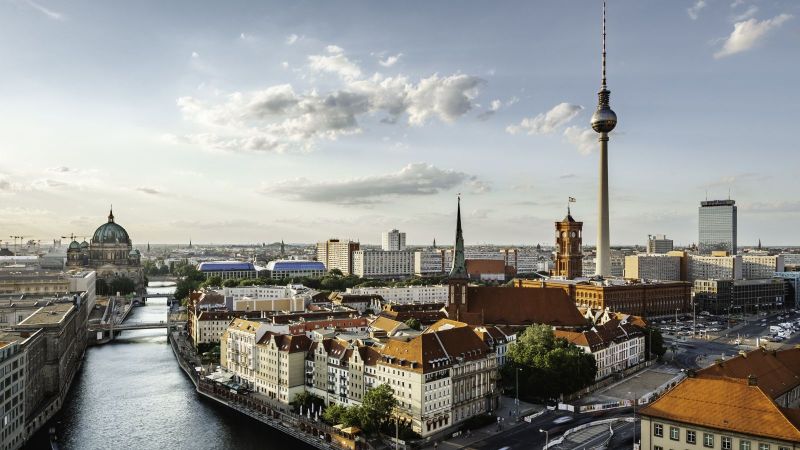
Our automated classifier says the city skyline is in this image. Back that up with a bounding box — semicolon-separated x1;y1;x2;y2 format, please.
1;1;798;245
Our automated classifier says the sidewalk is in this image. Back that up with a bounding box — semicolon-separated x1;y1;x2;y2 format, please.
419;396;544;449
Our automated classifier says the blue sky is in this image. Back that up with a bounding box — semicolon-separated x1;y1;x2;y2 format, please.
0;0;797;246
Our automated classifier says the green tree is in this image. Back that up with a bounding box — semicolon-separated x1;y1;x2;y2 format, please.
203;276;223;287
644;326;666;361
504;324;597;401
360;384;397;434
404;318;421;331
328;268;344;277
322;404;347;425
109;277;136;295
96;278;109;296
222;279;239;287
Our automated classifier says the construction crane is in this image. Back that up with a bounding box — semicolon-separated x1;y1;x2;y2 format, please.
8;236;24;257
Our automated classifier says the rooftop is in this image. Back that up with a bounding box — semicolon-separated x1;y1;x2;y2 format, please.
198;261;256;272
639;376;800;442
17;303;74;327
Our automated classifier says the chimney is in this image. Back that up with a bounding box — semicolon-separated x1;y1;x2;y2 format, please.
747;374;757;386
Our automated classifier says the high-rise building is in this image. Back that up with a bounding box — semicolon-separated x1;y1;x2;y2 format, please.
316;239;360;276
699;199;737;255
554;208;583;279
351;250;414;278
381;229;406;251
590;1;618;277
646;234;673;254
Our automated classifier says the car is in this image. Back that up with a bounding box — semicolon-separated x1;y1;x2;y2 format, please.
553;416;573;424
761;323;767;327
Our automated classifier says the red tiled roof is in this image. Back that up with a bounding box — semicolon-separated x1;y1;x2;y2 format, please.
696;348;800;399
463;286;585;327
639;377;800;442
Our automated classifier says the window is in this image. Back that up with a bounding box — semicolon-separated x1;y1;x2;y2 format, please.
740;441;751;450
654;423;663;437
704;433;714;448
722;436;732;450
758;445;769;450
687;430;696;444
670;427;679;441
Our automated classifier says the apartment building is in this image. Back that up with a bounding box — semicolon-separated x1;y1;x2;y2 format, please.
742;255;784;279
346;285;448;305
624;254;682;281
351;250;414;278
316;239;360;276
254;333;311;404
555;318;645;380
223;319;268;387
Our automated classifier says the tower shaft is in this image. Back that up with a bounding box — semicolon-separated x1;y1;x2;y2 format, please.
596;133;610;276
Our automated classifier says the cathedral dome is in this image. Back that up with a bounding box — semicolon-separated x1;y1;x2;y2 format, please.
92;208;130;244
68;240;81;251
80;240;90;248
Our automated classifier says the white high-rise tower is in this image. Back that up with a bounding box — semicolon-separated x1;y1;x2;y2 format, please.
591;0;617;277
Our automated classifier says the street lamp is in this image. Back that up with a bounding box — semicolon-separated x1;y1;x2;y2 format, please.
628;391;637;448
515;368;522;418
539;428;549;450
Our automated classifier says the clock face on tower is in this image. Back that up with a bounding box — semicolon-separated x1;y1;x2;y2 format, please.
570;231;576;238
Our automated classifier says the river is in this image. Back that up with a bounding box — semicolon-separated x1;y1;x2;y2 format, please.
25;283;314;450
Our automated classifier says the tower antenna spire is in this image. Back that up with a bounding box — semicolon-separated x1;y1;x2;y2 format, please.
602;0;607;89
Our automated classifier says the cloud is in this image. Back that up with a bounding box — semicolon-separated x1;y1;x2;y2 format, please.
688;0;707;20
563;126;596;155
23;0;65;20
714;14;793;58
135;187;163;195
308;45;362;80
733;5;759;21
261;163;486;204
285;34;300;45
174;49;485;153
506;103;583;135
191;51;200;59
45;166;73;173
477;98;518;121
559;173;577;179
281;61;289;69
379;53;403;67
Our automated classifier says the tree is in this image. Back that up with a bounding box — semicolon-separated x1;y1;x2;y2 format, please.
360;384;397;433
222;279;239;287
328;268;344;277
322;404;347;425
109;277;136;295
644;326;666;361
504;324;597;401
96;278;109;296
404;318;421;331
203;276;223;288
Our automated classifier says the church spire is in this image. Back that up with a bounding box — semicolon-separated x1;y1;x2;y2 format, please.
108;205;114;223
449;195;467;278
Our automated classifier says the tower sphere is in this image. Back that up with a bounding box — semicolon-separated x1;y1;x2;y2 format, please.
591;104;617;133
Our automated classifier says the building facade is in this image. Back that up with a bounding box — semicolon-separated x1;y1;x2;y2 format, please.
689;254;742;282
742;255;784;279
381;229;407;251
265;260;325;279
555;319;645;380
351;250;414;278
198;261;258;280
646;234;674;254
346;286;448;304
624;254;682;281
699;199;737;255
694;278;786;315
316;239;360;276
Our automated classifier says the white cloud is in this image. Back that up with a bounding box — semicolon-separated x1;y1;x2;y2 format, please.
714;14;793;58
261;163;487;204
135;187;164;195
285;34;300;45
506;103;583;135
563;126;596;155
733;5;759;21
174;50;485;153
379;53;403;67
23;0;65;20
688;0;707;20
308;45;362;80
191;51;199;59
280;61;289;69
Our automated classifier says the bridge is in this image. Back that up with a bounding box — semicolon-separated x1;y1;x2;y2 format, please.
89;321;175;332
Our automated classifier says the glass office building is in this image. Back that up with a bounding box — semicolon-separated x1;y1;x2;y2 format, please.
698;200;737;255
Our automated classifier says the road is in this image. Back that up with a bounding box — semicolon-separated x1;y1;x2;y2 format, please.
466;408;635;450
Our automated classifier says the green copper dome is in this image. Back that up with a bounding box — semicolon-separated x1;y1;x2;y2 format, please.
68;240;81;251
91;208;130;244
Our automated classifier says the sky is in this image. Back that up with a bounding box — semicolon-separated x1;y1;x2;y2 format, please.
0;0;798;247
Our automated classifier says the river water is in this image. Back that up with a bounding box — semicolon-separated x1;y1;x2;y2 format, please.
25;283;313;450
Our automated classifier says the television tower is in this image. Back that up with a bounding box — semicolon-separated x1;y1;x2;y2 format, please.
591;0;618;277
